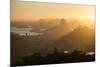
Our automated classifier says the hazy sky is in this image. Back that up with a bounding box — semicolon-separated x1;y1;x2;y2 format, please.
11;0;95;21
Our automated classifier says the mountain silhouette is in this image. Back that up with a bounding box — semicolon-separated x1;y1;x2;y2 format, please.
44;19;79;41
55;26;95;52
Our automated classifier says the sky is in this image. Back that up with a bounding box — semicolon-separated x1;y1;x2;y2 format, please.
11;0;95;21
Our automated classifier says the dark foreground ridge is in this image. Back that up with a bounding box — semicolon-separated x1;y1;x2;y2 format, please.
11;48;95;66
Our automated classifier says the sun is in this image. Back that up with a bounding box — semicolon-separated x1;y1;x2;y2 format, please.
90;15;95;21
